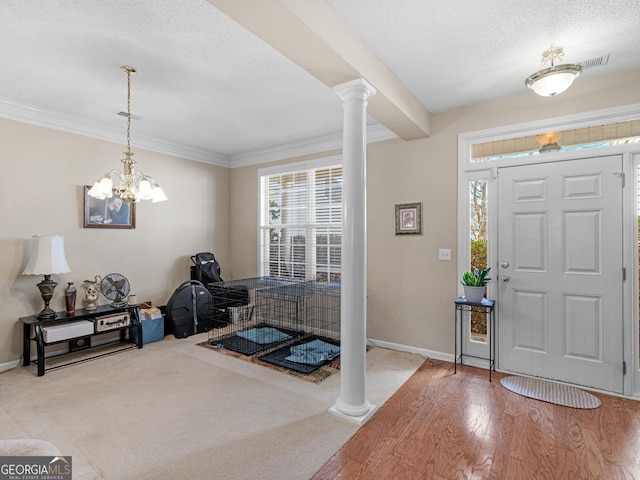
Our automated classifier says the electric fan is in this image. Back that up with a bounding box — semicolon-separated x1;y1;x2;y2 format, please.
100;273;131;307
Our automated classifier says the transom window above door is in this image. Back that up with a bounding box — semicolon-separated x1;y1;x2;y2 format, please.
472;119;640;163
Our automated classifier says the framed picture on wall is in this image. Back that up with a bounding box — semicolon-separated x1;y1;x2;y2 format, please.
395;202;422;235
83;185;136;229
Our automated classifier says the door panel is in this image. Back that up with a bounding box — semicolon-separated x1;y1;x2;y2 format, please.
563;210;601;274
512;290;547;352
562;293;602;361
498;155;623;393
513;212;546;271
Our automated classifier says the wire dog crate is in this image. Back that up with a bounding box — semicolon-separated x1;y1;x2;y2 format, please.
255;281;340;373
207;277;341;373
207;276;300;354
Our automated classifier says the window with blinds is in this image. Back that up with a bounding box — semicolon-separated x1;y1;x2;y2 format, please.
259;161;342;282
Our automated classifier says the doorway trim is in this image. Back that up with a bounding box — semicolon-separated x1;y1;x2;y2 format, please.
458;102;640;397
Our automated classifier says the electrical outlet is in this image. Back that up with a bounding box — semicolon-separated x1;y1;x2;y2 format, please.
438;248;452;261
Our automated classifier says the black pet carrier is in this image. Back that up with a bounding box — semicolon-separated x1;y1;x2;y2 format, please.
190;252;222;285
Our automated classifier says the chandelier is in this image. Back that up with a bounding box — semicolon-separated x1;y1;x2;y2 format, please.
88;66;167;203
524;47;582;97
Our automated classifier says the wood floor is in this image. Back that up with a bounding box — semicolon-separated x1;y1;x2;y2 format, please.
312;360;640;480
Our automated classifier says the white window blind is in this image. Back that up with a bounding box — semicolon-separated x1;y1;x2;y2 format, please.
259;161;342;282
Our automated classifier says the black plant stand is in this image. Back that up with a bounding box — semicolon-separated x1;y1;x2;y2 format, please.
454;297;495;381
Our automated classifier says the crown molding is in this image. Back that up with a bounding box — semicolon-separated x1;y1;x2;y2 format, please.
229;123;397;168
0;96;397;169
0;96;231;167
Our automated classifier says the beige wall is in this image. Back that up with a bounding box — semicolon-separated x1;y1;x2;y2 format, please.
3;69;639;367
229;69;640;355
0;119;229;365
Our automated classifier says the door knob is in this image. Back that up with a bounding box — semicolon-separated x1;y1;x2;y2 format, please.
501;261;509;268
501;275;510;282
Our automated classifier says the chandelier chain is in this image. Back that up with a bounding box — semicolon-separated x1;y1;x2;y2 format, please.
126;68;132;154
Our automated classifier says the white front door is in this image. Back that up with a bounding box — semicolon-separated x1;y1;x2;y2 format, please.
497;155;624;393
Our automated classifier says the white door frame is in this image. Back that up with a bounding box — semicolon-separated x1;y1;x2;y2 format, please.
458;103;640;397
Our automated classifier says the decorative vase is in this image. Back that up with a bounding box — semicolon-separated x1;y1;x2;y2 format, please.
83;275;101;311
463;285;485;303
65;282;77;314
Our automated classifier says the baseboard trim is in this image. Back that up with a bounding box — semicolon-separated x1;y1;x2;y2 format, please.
0;358;22;373
367;338;454;363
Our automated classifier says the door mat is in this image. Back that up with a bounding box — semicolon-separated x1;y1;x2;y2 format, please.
500;375;601;409
196;340;340;384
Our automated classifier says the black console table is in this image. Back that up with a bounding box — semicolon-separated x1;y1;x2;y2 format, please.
454;297;495;381
21;304;142;377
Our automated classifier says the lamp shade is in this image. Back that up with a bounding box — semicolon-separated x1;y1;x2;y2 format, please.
23;235;71;275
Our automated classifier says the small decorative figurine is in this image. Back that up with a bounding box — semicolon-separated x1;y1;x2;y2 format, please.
83;275;102;311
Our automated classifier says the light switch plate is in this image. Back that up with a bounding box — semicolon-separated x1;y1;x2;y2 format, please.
438;248;452;261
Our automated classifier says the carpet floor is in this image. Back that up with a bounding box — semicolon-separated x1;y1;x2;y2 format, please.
0;333;424;480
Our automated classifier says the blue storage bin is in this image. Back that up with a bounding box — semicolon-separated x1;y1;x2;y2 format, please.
131;316;164;345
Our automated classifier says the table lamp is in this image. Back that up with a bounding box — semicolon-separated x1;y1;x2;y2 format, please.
22;235;71;319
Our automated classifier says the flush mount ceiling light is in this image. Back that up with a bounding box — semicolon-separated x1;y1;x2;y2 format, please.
525;47;582;97
88;66;167;203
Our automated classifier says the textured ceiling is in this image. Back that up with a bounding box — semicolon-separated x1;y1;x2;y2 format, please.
0;0;347;163
0;0;639;166
328;0;640;113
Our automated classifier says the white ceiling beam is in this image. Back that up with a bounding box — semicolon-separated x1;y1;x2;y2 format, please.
207;0;431;140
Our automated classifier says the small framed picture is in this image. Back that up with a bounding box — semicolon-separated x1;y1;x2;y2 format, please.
395;202;422;235
83;185;136;229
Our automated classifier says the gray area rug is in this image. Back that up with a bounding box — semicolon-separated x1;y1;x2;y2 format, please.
501;375;601;409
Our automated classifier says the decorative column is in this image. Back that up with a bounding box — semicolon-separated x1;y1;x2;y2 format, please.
329;78;377;425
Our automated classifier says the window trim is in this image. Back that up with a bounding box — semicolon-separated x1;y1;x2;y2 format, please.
257;155;343;177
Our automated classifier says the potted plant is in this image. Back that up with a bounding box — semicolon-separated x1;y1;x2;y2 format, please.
460;267;491;303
